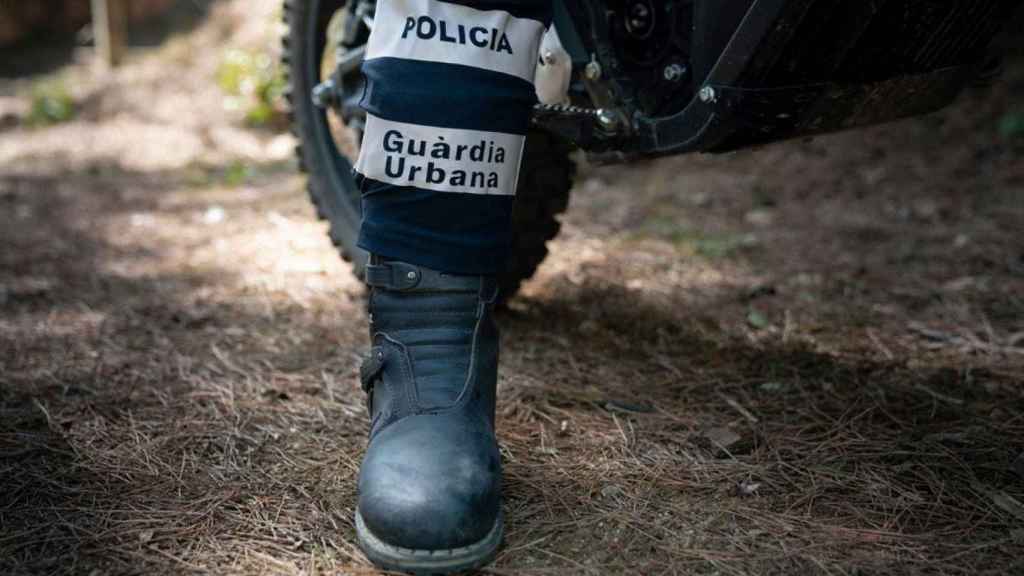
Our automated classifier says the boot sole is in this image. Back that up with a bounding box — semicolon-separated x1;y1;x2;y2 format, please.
355;508;503;575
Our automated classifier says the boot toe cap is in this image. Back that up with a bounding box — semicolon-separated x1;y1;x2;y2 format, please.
357;415;501;551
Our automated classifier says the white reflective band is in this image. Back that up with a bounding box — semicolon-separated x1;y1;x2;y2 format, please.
355;115;524;196
368;0;546;83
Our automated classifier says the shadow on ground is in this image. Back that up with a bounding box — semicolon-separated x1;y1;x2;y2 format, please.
1;156;364;573
3;153;1021;575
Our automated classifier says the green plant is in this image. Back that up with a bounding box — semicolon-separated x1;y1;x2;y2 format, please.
223;160;251;187
27;82;75;126
998;111;1024;140
217;49;286;127
633;217;757;259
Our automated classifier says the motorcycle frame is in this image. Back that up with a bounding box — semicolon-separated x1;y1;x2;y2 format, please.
541;0;1019;162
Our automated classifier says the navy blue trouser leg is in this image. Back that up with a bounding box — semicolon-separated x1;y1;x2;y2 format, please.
353;0;552;275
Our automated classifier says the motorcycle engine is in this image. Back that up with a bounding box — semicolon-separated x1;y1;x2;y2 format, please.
605;0;695;116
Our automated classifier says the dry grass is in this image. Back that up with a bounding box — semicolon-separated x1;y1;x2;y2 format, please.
2;2;1023;574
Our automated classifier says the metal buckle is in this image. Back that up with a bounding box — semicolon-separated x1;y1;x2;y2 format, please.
359;347;386;392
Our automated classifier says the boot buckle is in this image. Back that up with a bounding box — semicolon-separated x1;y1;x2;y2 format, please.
359;347;386;392
365;261;421;290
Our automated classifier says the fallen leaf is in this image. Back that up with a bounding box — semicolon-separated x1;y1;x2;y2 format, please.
1013;453;1024;479
601;485;625;500
603;399;654;414
705;427;741;449
973;482;1024;523
737;481;762;497
747;310;770;330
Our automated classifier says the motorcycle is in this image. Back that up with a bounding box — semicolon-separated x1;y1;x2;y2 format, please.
282;0;1020;301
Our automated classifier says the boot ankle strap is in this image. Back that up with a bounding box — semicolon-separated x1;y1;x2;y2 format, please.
365;259;491;293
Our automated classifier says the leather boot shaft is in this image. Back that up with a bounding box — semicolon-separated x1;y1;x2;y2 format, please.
363;258;499;418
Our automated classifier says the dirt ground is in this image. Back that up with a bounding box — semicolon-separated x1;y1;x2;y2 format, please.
2;2;1023;574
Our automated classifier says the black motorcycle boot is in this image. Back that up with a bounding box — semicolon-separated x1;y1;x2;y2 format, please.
354;257;503;575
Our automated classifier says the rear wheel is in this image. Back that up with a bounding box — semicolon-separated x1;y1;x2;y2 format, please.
281;0;574;302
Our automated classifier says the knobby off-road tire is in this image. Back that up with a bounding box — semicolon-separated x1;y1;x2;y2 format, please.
282;0;575;303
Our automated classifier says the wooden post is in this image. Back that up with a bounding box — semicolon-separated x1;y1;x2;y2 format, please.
91;0;127;68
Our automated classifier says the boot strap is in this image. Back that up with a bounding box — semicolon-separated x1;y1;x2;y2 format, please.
360;347;386;392
365;260;486;293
